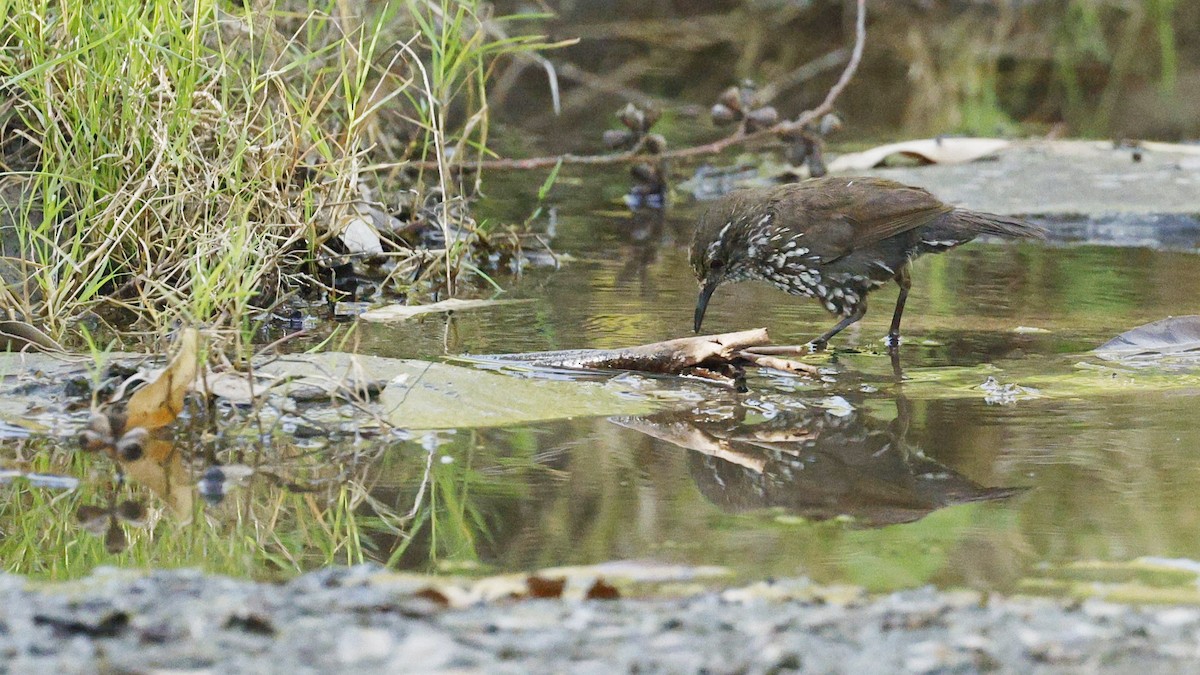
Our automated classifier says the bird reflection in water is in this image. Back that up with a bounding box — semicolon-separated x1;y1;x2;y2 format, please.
613;393;1022;527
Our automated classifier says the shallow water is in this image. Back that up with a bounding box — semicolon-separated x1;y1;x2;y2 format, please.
346;184;1200;592
5;176;1200;593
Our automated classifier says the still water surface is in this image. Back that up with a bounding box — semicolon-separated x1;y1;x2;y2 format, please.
347;183;1200;592
5;175;1200;593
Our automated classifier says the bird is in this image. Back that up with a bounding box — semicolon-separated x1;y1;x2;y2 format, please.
690;176;1044;350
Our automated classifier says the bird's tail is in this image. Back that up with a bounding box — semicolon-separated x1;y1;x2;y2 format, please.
951;209;1046;240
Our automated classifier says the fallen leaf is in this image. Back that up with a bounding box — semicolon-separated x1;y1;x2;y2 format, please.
224;614;276;636
412;587;451;607
828;138;1010;172
0;321;63;352
125;329;201;431
526;576;566;599
585;578;620;600
359;298;524;323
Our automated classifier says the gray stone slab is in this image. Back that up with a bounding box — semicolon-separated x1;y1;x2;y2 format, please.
859;140;1200;216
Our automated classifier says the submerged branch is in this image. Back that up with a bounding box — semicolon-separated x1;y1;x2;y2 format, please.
497;328;821;384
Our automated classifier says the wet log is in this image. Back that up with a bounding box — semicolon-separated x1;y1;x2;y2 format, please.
495;328;821;383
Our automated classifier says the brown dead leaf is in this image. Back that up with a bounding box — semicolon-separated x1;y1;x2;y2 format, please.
413;587;451;607
125;328;201;431
585;578;620;601
526;575;566;599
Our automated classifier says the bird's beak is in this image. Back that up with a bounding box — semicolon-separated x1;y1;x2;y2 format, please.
694;280;719;333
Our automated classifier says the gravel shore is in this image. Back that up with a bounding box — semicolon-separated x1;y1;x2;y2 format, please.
3;567;1200;674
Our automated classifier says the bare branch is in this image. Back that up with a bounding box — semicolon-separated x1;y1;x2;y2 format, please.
389;0;868;173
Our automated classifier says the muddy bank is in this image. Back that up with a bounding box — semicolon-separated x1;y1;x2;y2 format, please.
4;567;1200;673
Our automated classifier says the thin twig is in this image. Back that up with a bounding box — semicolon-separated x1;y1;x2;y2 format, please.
757;48;850;103
735;350;821;376
741;344;816;357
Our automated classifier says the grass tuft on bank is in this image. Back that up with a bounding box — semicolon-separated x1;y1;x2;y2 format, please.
0;0;555;351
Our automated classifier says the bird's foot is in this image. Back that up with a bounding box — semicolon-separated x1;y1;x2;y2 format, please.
884;333;902;351
806;340;828;354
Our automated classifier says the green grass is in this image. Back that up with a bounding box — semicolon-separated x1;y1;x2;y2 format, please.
0;0;558;352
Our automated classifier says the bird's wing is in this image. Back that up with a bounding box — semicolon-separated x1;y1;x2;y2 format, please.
769;177;953;263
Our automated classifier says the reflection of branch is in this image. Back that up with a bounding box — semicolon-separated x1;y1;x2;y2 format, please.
398;0;867;172
613;418;768;474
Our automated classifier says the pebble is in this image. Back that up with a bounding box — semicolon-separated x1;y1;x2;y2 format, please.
0;571;1198;673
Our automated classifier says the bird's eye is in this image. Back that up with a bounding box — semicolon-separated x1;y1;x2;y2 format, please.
709;259;724;271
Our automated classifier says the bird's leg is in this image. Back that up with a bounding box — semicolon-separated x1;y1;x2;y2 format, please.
886;263;912;351
889;347;903;380
889;390;913;461
809;303;867;352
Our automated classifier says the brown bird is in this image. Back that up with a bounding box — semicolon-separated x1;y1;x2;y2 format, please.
690;176;1044;350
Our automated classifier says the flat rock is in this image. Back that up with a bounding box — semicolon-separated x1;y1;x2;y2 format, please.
859;140;1200;216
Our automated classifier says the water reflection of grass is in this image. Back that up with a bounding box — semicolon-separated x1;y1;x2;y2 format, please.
6;366;1200;593
1;436;401;579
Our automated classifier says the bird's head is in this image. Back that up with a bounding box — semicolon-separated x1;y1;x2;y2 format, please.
689;198;768;333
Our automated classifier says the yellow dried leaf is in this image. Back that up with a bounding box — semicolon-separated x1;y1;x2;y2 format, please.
125;329;201;431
